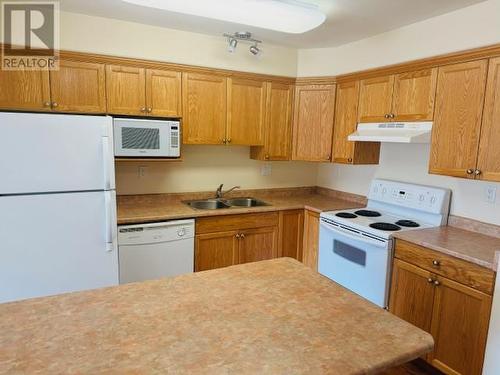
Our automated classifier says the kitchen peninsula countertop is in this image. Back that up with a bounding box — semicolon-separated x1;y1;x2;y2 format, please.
0;258;433;374
117;187;366;225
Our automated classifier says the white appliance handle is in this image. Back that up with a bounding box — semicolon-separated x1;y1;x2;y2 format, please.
102;136;112;190
320;221;387;248
104;191;117;252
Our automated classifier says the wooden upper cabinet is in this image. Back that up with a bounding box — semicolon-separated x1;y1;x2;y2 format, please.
250;82;293;161
389;259;435;334
332;81;380;165
106;65;146;116
429;60;488;178
477;57;500;182
429;276;492;375
358;75;394;122
0;69;50;111
238;226;278;264
182;72;227;145
392;68;437;121
292;84;336;161
195;231;238;272
145;69;182;117
50;60;106;113
227;78;266;145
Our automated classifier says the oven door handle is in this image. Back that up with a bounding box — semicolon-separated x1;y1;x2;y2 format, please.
320;221;387;248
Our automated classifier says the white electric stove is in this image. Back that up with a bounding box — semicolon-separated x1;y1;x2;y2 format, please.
318;179;451;308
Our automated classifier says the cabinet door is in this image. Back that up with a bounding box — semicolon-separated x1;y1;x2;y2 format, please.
358;75;394;122
477;57;500;182
195;231;238;272
389;259;435;333
182;72;227;144
332;81;380;164
106;65;146;115
251;82;293;160
429;276;492;375
145;69;182;117
302;210;320;271
278;210;304;260
292;85;336;162
227;78;266;145
392;68;437;121
0;69;50;111
50;60;106;113
429;60;488;178
238;226;278;264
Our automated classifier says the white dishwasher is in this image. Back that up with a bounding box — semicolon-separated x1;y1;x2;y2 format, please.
118;219;195;284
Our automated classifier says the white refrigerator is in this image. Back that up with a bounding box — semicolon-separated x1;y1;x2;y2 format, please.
0;112;119;303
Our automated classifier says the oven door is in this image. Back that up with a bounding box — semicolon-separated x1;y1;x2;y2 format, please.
318;219;392;308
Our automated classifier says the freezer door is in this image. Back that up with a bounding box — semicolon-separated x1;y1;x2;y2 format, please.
0;112;115;194
0;191;119;303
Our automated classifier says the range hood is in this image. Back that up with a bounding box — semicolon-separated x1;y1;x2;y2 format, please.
348;122;433;143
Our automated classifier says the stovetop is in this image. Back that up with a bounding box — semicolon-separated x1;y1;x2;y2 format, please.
321;207;435;240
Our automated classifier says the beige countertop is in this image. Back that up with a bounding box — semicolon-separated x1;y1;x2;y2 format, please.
117;187;365;225
394;226;500;271
0;258;433;374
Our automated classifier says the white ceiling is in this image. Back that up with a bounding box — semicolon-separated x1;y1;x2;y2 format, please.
60;0;486;48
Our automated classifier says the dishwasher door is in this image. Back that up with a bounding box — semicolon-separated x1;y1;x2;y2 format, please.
118;219;194;284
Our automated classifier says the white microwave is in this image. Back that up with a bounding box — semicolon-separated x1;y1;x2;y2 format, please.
113;118;180;158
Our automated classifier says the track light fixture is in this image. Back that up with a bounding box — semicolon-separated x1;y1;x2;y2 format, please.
223;32;262;56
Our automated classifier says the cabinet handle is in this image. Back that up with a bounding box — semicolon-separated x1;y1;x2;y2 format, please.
433;280;441;286
43;101;51;107
474;169;482;176
222;138;227;144
390;113;395;119
265;155;270;160
432;260;441;267
51;102;58;108
235;234;240;239
384;114;390;119
347;157;353;163
140;107;146;112
227;138;232;143
427;278;434;283
326;155;331;160
240;233;245;239
466;169;474;175
147;107;152;113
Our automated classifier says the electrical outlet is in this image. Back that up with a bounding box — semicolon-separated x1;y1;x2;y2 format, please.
137;166;148;178
261;164;272;176
485;185;497;204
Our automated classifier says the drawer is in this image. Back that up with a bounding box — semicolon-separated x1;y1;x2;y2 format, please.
196;212;279;234
394;239;495;295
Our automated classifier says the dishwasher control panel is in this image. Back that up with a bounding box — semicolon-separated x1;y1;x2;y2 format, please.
118;219;195;245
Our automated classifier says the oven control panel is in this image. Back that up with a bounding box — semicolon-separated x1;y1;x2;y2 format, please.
368;179;451;214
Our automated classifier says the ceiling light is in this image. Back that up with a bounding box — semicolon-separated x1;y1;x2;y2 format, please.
121;0;326;34
227;38;238;53
249;44;261;56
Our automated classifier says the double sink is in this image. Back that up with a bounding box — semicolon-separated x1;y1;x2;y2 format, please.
184;197;270;210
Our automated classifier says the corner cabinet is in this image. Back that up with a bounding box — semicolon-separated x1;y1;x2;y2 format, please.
292;84;336;162
358;68;437;122
332;81;380;164
302;210;320;271
250;82;294;161
389;240;494;375
429;60;488;179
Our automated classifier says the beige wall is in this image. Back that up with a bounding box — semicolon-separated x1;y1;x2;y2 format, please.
116;146;317;195
305;0;500;225
59;12;298;77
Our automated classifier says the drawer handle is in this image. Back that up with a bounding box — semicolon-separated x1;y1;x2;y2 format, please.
433;280;441;286
427;278;434;283
432;260;441;267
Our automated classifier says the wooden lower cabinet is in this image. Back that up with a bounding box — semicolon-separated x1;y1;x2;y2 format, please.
278;210;304;260
302;210;320;271
238;226;278;264
389;244;493;375
195;231;238;272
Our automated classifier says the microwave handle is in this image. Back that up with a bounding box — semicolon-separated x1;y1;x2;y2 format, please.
320;221;387;248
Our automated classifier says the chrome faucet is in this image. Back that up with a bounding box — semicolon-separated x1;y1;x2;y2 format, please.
215;184;241;199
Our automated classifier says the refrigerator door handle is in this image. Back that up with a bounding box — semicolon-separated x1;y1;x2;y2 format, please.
104;191;117;252
102;136;114;190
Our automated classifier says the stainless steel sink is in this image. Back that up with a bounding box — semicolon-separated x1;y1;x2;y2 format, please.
185;199;230;210
223;197;270;207
184;197;270;210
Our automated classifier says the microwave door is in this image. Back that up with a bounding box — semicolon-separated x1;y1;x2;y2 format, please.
318;221;391;308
